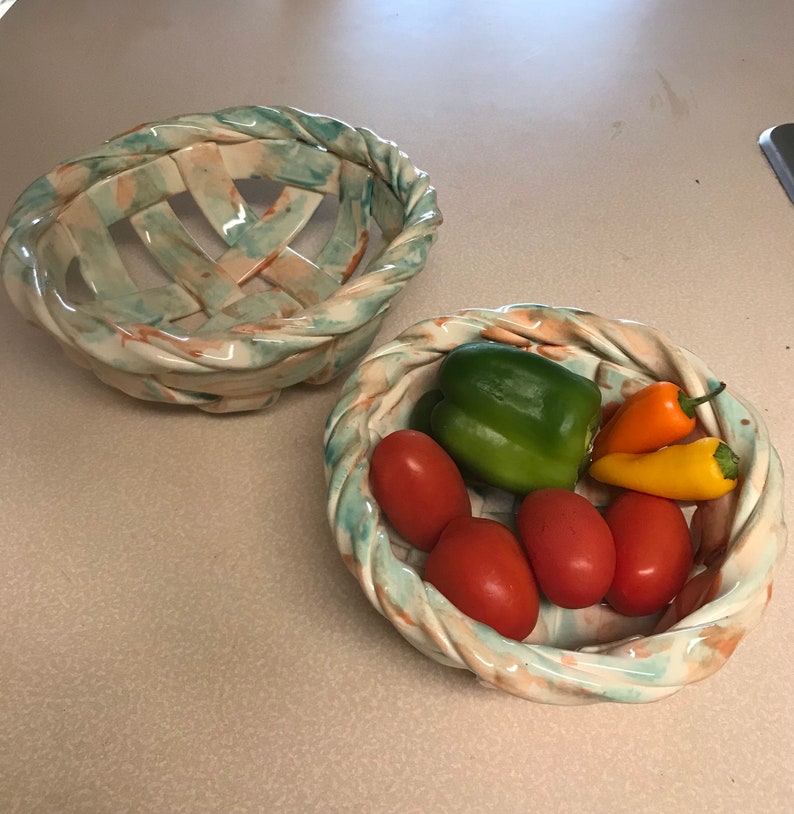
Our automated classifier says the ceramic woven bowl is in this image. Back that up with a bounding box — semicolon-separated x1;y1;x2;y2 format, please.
0;106;441;412
324;304;787;704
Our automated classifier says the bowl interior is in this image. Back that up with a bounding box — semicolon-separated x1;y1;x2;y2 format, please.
359;343;694;650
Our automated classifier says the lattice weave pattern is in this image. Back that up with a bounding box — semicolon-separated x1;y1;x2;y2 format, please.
0;106;442;412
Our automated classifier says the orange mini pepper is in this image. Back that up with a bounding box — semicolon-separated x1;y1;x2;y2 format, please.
591;380;726;461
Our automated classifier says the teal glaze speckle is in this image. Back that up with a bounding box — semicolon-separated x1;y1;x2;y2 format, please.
0;106;442;412
4;176;59;234
323;304;787;705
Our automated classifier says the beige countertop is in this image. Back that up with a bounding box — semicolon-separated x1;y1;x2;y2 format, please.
1;1;793;812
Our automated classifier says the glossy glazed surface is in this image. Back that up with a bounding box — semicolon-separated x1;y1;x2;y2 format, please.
2;1;794;812
325;304;786;703
0;106;441;412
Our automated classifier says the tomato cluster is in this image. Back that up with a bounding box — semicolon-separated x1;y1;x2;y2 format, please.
369;429;694;640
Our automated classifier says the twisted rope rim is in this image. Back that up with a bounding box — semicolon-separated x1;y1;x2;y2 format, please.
324;304;787;704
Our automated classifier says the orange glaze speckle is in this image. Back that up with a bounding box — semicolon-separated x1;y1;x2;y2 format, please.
115;172;138;212
375;583;417;627
341;231;370;282
480;325;532;346
536;344;569;362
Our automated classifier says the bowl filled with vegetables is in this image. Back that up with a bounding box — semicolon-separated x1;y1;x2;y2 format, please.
324;303;786;704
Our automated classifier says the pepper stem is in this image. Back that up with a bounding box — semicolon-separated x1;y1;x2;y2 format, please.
714;441;740;481
678;381;727;418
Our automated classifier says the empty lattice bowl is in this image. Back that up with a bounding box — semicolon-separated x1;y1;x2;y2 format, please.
324;304;787;704
0;106;442;412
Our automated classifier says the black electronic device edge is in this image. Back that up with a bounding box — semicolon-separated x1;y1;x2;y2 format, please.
760;123;794;205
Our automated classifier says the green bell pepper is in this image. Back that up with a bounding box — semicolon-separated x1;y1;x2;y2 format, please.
429;341;602;494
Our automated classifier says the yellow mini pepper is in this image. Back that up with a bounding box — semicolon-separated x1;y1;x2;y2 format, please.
588;436;739;500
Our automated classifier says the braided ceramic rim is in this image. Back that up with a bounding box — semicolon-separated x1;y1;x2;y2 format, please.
0;106;441;412
324;304;787;704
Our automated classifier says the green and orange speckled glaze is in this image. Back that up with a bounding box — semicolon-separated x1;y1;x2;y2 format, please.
324;304;787;704
0;106;442;412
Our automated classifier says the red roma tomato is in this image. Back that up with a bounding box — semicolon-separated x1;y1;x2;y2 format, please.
516;488;616;609
369;429;471;552
424;516;540;640
604;491;694;616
